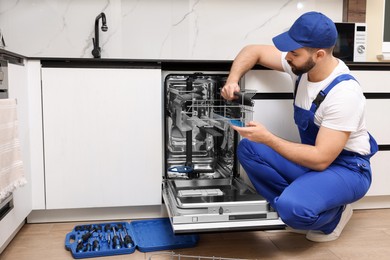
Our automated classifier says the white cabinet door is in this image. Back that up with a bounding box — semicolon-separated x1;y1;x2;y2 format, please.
365;99;390;144
352;70;390;196
0;62;32;252
245;70;299;142
41;68;162;209
253;100;299;143
367;151;390;196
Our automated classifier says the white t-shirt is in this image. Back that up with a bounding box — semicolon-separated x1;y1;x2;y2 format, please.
281;52;371;155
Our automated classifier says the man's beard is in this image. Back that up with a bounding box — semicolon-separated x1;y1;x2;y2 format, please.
288;57;316;75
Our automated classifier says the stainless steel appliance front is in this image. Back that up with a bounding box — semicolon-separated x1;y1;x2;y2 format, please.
162;72;285;233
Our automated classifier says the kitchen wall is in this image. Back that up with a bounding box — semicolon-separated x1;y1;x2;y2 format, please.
0;0;343;60
366;0;385;61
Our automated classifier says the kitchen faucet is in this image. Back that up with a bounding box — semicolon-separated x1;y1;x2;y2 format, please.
91;12;108;58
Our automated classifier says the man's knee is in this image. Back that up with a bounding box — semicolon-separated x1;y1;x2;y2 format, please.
237;139;264;170
275;195;316;229
237;138;252;161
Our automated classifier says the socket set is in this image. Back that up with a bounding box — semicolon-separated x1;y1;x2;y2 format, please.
65;218;199;259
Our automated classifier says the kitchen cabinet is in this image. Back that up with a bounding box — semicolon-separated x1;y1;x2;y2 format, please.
41;67;162;209
245;70;299;143
353;70;390;196
2;56;389;227
244;69;390;198
0;61;32;252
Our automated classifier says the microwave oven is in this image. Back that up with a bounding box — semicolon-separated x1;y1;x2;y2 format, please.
334;22;367;62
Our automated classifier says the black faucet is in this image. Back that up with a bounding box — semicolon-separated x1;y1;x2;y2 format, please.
92;12;108;58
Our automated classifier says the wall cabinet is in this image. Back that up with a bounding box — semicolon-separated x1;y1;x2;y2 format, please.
41;68;163;209
244;69;390;197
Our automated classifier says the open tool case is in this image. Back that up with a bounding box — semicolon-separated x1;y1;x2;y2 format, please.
65;218;199;259
162;73;285;233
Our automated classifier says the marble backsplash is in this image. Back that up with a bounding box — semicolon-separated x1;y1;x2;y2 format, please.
0;0;343;60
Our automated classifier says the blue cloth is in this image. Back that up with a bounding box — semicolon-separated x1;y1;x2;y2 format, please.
237;74;378;234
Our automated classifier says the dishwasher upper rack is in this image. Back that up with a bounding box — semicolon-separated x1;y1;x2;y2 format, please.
169;90;257;130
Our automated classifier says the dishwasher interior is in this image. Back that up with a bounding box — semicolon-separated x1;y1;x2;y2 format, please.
162;72;285;233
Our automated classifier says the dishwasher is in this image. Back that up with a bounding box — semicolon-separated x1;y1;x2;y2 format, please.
162;72;285;233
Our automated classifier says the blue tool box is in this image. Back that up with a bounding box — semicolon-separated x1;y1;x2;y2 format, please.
65;218;199;259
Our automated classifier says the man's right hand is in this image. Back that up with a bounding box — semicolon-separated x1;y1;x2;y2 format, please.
221;82;241;100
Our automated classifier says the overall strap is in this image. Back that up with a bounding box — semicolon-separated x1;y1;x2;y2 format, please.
293;75;302;100
309;74;357;112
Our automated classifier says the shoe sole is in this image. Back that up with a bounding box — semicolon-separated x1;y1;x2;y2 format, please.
306;204;353;242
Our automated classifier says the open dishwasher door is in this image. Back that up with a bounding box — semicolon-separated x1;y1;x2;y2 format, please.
162;73;285;233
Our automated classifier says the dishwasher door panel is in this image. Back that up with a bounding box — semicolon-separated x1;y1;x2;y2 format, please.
163;179;284;233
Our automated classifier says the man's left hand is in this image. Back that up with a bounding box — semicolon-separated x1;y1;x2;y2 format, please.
231;121;272;143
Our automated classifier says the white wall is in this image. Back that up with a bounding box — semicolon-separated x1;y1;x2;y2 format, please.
0;0;343;60
366;0;385;61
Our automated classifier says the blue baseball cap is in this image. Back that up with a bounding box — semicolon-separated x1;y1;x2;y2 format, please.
272;11;338;51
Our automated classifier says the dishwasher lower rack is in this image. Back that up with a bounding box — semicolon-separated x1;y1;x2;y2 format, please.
149;251;252;260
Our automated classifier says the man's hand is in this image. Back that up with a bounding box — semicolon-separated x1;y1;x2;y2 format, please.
221;82;241;101
233;121;351;171
231;121;272;144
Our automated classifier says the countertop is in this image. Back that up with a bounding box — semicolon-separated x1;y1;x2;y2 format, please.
3;48;390;71
0;49;234;70
0;49;25;65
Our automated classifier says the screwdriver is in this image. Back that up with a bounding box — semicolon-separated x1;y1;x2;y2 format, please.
122;229;134;248
111;226;121;249
76;241;84;253
104;224;111;233
84;225;92;231
95;225;102;233
107;232;111;247
117;223;123;230
75;229;93;252
120;232;125;246
83;243;91;252
81;229;95;242
92;240;100;251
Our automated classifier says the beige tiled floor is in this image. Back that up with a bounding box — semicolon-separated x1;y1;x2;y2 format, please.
2;208;390;260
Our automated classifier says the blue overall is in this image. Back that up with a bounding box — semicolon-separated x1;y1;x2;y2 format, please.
237;74;378;233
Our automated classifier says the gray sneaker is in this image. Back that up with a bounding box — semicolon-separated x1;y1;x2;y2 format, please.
306;204;353;242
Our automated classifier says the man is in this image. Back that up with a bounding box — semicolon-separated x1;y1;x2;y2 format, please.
221;11;378;242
